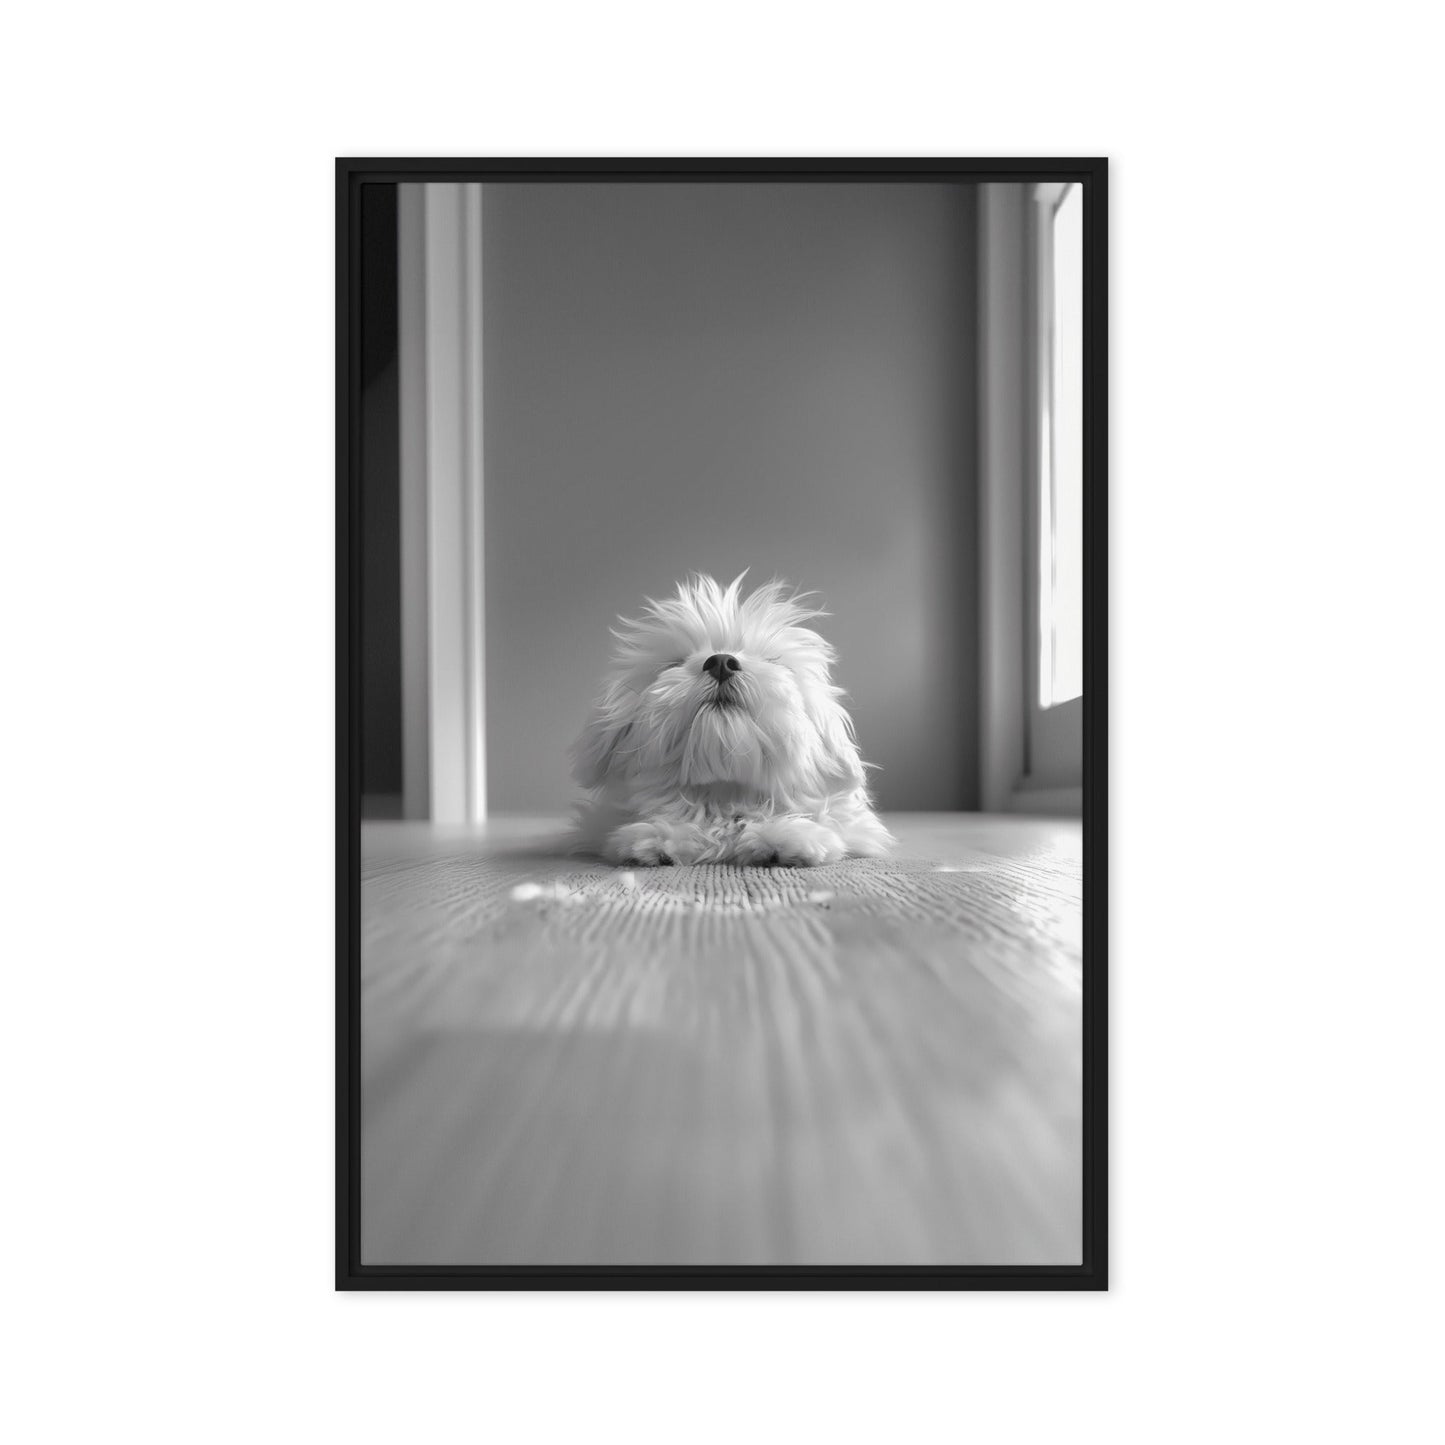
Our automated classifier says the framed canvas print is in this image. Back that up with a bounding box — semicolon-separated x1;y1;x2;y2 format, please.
337;158;1107;1289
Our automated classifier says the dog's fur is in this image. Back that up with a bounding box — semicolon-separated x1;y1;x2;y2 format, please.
571;575;894;867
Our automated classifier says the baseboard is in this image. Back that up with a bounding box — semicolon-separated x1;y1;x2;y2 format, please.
361;793;405;820
1009;782;1082;817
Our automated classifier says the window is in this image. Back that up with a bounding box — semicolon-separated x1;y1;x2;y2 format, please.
1039;183;1083;709
1020;180;1084;803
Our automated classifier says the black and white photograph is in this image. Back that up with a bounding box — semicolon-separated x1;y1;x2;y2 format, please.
340;160;1106;1284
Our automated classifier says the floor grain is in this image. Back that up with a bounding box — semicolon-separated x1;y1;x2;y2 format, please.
361;813;1082;1266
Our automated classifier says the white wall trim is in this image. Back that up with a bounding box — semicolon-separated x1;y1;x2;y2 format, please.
398;182;486;824
397;186;431;821
978;184;1028;812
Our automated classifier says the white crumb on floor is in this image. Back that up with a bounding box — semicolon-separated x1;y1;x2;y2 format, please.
505;871;853;916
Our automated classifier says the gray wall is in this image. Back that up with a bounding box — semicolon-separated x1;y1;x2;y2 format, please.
482;183;978;813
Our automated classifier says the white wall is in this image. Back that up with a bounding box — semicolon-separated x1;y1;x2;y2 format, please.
480;182;978;813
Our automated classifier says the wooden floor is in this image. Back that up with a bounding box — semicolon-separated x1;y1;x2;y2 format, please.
361;813;1083;1267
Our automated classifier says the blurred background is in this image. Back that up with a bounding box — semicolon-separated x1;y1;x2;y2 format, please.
358;180;1082;822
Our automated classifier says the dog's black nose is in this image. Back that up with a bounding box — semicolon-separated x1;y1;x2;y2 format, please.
702;653;742;681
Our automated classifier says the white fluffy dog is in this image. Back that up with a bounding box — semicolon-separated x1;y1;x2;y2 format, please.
571;574;894;867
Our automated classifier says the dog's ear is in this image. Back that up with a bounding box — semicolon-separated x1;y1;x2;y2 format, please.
809;691;867;795
570;682;637;789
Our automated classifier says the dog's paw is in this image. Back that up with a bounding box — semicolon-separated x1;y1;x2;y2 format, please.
604;820;701;867
605;822;673;866
733;818;845;868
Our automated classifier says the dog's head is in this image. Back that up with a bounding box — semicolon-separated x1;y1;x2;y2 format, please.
571;574;867;804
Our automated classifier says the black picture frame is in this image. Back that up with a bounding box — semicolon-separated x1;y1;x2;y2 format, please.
337;157;1108;1290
